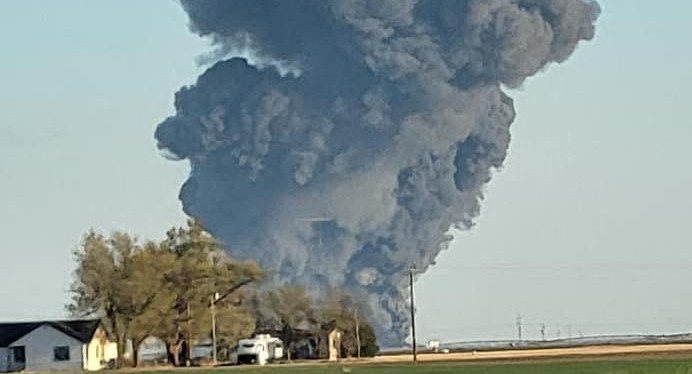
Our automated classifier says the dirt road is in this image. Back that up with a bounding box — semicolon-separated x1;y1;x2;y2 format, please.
368;344;692;363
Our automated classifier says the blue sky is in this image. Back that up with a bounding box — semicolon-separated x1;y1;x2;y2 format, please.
1;1;691;343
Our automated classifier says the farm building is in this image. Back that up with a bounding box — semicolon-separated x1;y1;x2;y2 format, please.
0;319;116;372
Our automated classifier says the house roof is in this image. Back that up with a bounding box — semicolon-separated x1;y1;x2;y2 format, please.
0;319;101;347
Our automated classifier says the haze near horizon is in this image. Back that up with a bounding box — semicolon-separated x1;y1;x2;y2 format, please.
0;0;690;345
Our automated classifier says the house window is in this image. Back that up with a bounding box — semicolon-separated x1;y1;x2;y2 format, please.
54;346;70;361
11;346;26;363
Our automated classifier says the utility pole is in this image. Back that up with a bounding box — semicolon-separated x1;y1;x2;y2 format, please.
515;313;523;342
186;302;192;367
354;308;361;359
409;265;418;363
211;293;219;365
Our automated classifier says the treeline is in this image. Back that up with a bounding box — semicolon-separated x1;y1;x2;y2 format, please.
67;220;377;367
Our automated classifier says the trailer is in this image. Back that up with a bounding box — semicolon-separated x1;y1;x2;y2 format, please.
235;334;283;365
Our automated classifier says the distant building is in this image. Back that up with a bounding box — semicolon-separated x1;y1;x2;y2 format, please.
0;319;116;372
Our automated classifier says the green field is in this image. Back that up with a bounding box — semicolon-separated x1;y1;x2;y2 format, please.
127;357;692;374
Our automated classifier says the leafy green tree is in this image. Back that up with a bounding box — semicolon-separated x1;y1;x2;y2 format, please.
68;231;168;367
315;290;379;358
68;221;262;367
253;286;315;356
357;322;379;357
153;220;262;366
125;242;177;366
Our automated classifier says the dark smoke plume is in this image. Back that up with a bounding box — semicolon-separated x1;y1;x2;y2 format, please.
156;0;600;346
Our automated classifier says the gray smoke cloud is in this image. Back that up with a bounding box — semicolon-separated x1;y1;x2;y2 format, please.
156;0;600;346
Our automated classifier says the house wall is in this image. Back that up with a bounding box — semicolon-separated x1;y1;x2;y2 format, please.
84;328;117;371
12;325;84;372
104;342;117;364
3;346;25;372
0;347;8;372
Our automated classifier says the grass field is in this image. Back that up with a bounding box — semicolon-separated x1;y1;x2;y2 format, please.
129;357;692;374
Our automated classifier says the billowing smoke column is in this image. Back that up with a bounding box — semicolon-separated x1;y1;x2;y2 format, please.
156;0;600;346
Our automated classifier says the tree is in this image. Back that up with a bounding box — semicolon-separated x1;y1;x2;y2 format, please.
153;220;262;366
125;242;177;367
68;222;263;367
68;231;169;367
206;251;261;350
355;321;379;357
315;290;379;358
253;286;315;356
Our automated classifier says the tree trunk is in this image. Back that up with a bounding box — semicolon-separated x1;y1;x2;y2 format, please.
166;347;176;367
168;342;182;367
116;333;128;369
132;338;144;368
281;324;293;356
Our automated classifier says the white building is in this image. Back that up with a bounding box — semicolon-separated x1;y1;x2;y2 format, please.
0;320;117;372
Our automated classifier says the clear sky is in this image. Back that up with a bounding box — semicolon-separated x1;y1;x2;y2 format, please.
1;0;690;344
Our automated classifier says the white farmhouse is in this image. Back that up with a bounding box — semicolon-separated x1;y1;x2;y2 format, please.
0;319;117;372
